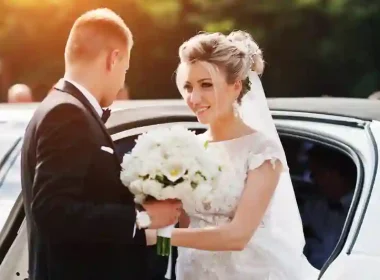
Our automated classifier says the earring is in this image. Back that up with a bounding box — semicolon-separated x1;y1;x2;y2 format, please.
233;101;240;117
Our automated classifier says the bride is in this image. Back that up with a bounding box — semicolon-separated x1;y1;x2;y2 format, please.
150;31;319;279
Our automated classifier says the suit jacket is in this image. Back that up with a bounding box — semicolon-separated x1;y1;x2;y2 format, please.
20;80;147;280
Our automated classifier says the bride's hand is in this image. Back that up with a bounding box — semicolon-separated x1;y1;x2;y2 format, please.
145;229;157;246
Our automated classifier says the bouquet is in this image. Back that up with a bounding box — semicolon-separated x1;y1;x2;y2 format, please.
120;125;222;256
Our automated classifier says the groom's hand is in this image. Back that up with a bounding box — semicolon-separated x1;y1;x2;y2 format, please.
142;200;182;229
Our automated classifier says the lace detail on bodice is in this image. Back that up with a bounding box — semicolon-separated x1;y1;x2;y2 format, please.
181;132;284;220
176;132;319;280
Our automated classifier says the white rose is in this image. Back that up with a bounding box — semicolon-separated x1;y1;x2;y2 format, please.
129;179;143;195
134;194;146;204
121;157;144;178
160;186;178;200
174;181;193;199
120;154;133;169
186;160;203;178
137;158;157;177
142;180;164;199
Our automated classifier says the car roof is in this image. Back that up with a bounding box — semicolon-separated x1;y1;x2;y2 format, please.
112;97;380;122
267;97;380;121
0;97;379;122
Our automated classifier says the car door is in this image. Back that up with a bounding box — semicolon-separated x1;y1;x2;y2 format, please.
0;126;27;280
0;123;24;236
109;110;377;280
322;120;380;280
271;112;379;280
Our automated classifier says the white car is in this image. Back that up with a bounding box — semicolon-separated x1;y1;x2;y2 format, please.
0;98;379;280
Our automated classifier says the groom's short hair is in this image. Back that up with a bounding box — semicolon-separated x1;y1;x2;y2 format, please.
65;8;133;64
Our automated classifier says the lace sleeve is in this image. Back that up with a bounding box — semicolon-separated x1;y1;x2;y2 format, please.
247;136;289;172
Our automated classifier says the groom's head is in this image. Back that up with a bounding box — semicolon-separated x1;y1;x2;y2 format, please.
64;8;133;107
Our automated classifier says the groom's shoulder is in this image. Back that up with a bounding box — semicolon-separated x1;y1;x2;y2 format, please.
33;90;88;126
45;88;85;111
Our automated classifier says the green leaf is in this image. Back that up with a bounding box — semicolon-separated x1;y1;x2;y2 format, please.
191;181;198;189
139;174;149;180
195;171;207;181
155;174;184;187
204;140;209;149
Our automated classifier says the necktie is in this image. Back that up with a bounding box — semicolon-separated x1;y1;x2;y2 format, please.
101;108;111;123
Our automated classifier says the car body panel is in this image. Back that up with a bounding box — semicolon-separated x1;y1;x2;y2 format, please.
350;121;380;257
0;98;379;280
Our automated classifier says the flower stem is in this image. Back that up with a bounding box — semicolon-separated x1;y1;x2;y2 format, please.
157;236;171;256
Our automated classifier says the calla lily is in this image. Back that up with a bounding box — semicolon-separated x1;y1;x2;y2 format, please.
162;161;186;182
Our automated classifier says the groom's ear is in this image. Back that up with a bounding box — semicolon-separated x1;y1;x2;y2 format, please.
106;49;120;71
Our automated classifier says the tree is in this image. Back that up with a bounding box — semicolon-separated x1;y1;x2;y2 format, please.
0;0;379;101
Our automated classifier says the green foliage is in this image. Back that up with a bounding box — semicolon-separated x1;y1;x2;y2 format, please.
0;0;379;102
137;0;181;26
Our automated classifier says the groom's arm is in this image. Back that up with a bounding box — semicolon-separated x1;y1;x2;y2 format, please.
31;103;144;245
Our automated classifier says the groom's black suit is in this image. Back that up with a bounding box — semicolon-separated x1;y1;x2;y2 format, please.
21;80;147;280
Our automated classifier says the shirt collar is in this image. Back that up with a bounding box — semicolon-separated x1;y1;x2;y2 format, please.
64;78;103;117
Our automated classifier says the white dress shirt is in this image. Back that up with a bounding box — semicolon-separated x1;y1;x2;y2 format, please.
64;78;103;117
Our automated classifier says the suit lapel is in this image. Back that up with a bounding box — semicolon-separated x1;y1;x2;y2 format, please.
53;79;120;165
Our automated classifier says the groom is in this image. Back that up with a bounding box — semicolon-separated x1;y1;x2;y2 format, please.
21;8;181;280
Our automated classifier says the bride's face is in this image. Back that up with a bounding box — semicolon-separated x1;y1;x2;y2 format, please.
179;62;238;125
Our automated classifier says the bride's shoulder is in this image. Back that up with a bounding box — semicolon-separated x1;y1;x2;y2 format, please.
246;132;287;171
246;131;277;151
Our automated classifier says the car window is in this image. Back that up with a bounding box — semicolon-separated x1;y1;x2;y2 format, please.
281;136;357;270
0;153;21;232
0;125;21;162
0;125;23;233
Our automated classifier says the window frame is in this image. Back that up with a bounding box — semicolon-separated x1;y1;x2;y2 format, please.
275;127;364;278
111;120;365;278
0;140;24;265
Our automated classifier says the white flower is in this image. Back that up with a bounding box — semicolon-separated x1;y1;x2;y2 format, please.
120;125;224;207
120;154;133;168
142;180;164;199
161;160;186;182
134;194;146;204
174;181;193;199
129;179;144;195
161;186;177;200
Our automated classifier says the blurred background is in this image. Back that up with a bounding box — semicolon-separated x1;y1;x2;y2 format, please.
0;0;379;103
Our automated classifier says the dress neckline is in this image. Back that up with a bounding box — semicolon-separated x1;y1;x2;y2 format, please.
201;130;260;144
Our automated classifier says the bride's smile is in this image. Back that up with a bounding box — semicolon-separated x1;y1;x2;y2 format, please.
177;60;241;127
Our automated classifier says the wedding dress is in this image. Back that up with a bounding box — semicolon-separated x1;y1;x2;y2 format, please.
176;131;320;280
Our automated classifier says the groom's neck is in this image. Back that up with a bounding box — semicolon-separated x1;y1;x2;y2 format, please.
64;69;103;103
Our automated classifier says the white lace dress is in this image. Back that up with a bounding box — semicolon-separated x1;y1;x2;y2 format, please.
175;132;319;280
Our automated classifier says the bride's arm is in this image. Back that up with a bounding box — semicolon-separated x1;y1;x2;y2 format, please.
171;159;282;251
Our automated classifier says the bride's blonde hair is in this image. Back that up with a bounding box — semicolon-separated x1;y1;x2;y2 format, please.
176;30;264;103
